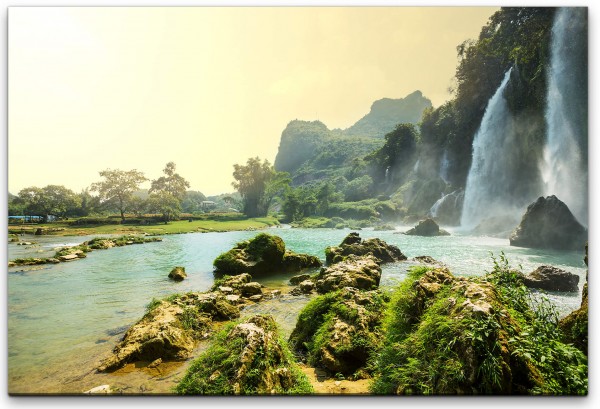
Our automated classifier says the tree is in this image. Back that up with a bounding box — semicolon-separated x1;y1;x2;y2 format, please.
232;157;290;217
91;169;147;222
150;162;190;201
16;185;81;220
365;123;418;185
146;191;181;223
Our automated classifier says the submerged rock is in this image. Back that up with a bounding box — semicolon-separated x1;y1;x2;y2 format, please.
325;232;406;264
289;287;388;377
404;218;450;236
213;233;322;276
522;265;579;292
509;195;587;251
168;266;187;281
315;254;381;294
175;314;313;395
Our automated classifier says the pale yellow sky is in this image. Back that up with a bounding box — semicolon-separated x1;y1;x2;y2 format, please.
8;6;497;196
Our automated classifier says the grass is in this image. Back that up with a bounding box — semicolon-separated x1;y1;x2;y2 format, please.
8;216;279;237
175;315;313;395
369;257;588;395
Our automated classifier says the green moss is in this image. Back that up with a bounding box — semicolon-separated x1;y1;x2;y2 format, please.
176;315;313;395
370;257;588;395
289;288;388;377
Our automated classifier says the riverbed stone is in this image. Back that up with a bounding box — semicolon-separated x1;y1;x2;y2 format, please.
315;254;382;294
289;273;311;285
59;254;79;261
84;384;112;394
325;232;406;265
404;218;450;236
241;282;263;296
168;266;187;281
509;195;587;251
522;265;579;292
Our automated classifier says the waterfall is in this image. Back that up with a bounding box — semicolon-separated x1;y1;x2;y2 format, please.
430;189;464;225
439;150;450;183
429;193;445;218
460;68;524;230
541;7;588;226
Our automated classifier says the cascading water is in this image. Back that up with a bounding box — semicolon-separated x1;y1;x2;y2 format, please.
541;7;588;226
460;68;524;230
439;150;450;184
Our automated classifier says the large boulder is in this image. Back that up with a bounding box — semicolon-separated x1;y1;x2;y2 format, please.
325;232;406;264
213;233;322;276
175;315;313;395
404;218;450;236
315;254;381;294
509;195;587;251
98;292;239;372
522;265;579;292
97;301;203;372
289;287;388;377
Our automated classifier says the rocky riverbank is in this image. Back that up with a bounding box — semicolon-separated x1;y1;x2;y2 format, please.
88;232;588;395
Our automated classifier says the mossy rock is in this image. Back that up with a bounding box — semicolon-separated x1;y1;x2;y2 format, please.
289;287;389;377
213;233;321;276
315;254;382;293
325;232;406;265
404;218;450;236
371;263;588;395
176;314;313;395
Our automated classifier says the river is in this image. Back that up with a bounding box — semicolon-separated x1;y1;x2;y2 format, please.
7;226;587;394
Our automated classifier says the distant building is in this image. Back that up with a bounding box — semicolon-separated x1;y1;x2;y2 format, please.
201;201;217;211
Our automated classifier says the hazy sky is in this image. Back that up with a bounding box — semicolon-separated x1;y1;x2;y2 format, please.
9;6;497;196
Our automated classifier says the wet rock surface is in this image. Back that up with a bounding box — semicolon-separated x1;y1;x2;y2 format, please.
325;232;406;264
168;266;187;281
522;265;579;292
404;218;450;236
509;195;587;251
315;254;382;293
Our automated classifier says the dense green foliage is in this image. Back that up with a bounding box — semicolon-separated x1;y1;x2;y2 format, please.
14;185;81;220
91;168;147;222
149;162;190;201
232;157;290;217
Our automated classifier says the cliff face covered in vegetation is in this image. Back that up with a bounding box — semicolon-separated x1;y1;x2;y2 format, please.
272;7;587;228
273;91;432;186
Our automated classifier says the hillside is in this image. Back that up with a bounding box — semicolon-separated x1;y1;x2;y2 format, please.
274;91;432;185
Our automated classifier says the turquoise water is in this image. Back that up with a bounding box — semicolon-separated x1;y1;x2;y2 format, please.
7;226;587;393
